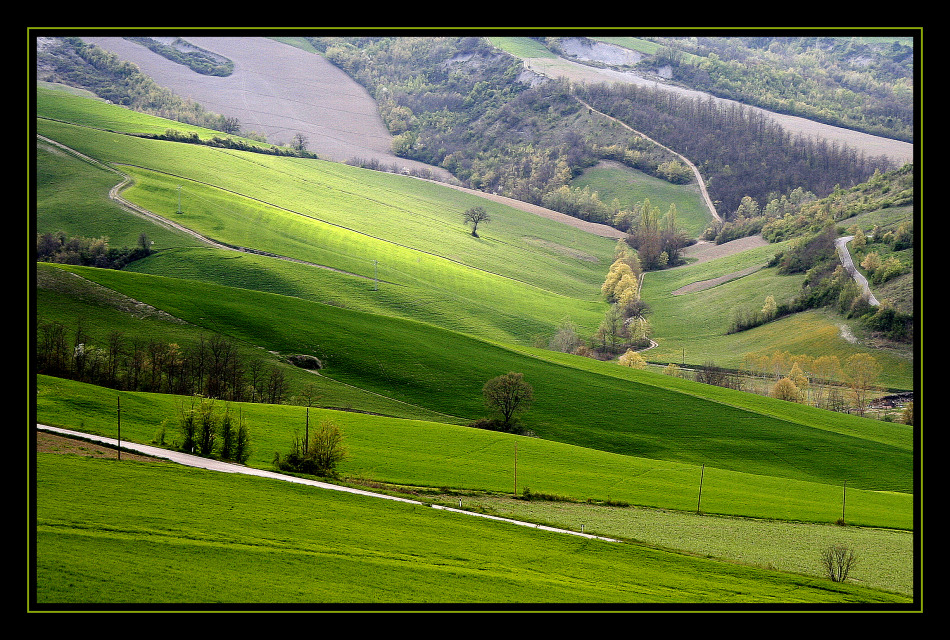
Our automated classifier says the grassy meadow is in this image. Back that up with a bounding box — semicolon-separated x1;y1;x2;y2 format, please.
32;85;917;606
571;160;711;237
34;453;911;605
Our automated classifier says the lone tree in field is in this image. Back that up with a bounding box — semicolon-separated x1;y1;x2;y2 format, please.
462;206;491;237
820;544;857;583
483;372;534;430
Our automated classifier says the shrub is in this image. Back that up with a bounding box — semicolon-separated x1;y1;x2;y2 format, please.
820;544;857;583
274;420;347;478
771;377;802;402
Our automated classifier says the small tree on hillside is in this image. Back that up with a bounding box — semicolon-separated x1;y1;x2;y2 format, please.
820;544;857;583
771;377;802;402
618;349;647;369
274;419;346;478
845;353;882;416
462;206;491;237
483;372;534;431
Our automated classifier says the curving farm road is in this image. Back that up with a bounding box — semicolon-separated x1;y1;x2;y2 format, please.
36;424;619;543
835;235;880;307
576;98;721;223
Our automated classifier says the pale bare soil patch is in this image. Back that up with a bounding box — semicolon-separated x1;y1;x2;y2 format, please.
672;265;762;295
36;431;165;463
82;36;453;181
678;235;770;265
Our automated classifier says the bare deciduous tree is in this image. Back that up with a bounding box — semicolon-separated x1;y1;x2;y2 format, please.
821;544;857;583
462;206;491;237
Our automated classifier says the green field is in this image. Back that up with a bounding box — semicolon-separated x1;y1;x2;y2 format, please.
32;85;917;607
34;453;911;605
571;161;711;237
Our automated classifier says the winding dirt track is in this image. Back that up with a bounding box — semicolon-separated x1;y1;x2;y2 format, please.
576;98;720;223
835;235;880;306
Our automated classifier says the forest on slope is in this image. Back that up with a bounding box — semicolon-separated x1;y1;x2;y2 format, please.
309;35;902;225
621;35;915;143
37;34;910;235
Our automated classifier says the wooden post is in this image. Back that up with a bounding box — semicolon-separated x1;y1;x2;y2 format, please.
305;407;309;454
696;464;705;514
514;443;518;497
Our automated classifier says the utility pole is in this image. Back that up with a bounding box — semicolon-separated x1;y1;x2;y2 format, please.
177;185;182;214
117;396;121;461
373;260;379;291
696;464;705;514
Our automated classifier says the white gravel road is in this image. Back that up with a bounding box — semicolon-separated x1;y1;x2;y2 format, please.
36;424;619;543
835;235;880;306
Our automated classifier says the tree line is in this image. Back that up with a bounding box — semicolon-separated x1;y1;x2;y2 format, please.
36;317;294;405
143;128;321;159
36;231;154;270
640;35;914;143
37;38;259;138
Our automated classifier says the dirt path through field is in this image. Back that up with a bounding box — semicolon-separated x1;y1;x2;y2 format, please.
835;235;880;306
522;49;913;167
576;98;720;223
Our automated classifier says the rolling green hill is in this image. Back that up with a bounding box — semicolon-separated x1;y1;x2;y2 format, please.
38;261;913;496
32;82;916;607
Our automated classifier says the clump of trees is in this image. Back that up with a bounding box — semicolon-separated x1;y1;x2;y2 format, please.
35;317;297;405
618;349;647;369
728;294;782;334
623;199;690;271
273;419;347;478
36;231;154;269
177;395;251;463
593;242;653;357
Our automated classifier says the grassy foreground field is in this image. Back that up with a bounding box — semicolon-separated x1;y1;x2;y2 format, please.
33;452;911;605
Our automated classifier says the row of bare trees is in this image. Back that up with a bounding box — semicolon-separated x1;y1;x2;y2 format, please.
36;317;291;404
675;349;899;418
